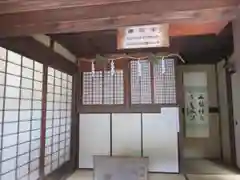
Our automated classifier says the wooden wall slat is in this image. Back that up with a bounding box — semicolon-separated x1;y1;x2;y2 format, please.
0;37;77;75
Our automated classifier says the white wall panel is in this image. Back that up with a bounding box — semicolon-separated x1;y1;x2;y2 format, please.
142;108;179;173
34;71;43;81
44;165;51;175
79;114;110;168
32;110;41;119
18;142;30;155
29;169;39;180
112;113;141;156
22;67;33;78
0;85;4;97
34;81;42;90
22;57;33;68
5;98;19;109
2;145;17;160
0;47;6;60
5;86;20;98
18;164;28;179
33;91;42;100
7;62;21;75
8;50;21;65
19;121;31;132
6;74;21;87
21;78;33;89
20;100;32;109
2;170;15;180
2;158;16;173
20;110;31;121
4;110;18;122
21;89;32;99
31;139;40;150
3;122;18;135
34;61;43;72
19;131;30;143
0;73;5;84
3;134;17;147
32;120;41;130
18;154;29;166
0;60;5;72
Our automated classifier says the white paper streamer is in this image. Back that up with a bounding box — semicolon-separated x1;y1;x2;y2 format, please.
91;61;95;77
137;60;142;77
111;60;115;76
161;57;166;74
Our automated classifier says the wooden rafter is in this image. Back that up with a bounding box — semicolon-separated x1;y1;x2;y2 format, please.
0;0;238;36
0;0;238;14
169;22;228;36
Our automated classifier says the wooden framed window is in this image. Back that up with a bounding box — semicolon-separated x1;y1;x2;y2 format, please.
0;48;42;180
45;67;72;175
82;70;124;105
130;59;176;105
81;58;176;107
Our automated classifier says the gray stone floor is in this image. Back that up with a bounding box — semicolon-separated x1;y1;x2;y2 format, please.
67;160;240;180
182;159;239;174
67;171;240;180
67;171;185;180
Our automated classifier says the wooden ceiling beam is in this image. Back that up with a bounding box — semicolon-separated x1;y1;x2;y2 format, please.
0;0;238;14
1;0;237;26
0;37;77;74
170;22;228;36
0;6;236;37
0;0;141;14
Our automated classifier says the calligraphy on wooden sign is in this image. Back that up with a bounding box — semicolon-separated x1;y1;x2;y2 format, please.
117;24;169;49
184;72;209;138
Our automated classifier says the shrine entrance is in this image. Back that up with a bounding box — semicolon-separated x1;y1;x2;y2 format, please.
0;1;239;180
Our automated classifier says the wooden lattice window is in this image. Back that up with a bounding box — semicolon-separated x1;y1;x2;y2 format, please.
81;59;176;106
45;67;72;175
130;59;176;104
82;70;124;105
0;48;42;180
153;59;176;104
131;60;152;104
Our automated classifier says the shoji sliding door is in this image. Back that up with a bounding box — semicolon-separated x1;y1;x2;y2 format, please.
112;114;141;156
0;48;42;180
44;67;72;176
79;114;110;168
142;108;179;173
0;45;75;180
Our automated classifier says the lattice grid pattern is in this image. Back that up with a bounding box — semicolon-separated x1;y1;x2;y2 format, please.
131;59;176;104
131;60;152;104
44;67;72;175
0;48;42;180
153;59;176;104
82;70;124;105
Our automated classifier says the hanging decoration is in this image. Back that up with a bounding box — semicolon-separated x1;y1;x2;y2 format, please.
95;54;108;67
79;53;185;76
91;61;95;77
161;56;166;74
148;53;160;64
93;53;185;65
137;60;142;77
110;60;115;76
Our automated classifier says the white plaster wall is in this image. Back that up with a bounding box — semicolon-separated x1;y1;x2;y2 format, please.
177;65;221;159
79;114;110;168
217;60;232;164
231;15;240;168
112;113;141;157
142;108;179;173
79;109;179;173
